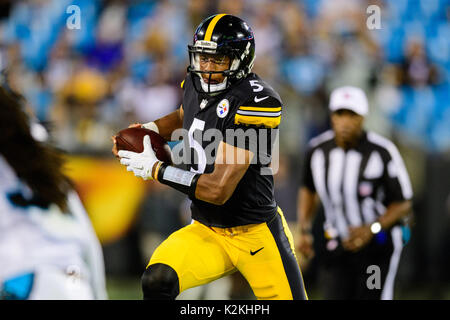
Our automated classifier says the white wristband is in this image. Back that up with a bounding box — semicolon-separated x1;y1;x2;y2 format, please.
142;121;159;134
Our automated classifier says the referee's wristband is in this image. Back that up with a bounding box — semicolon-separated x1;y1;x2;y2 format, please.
155;162;200;199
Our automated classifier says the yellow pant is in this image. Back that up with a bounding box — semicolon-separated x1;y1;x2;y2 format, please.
148;208;308;300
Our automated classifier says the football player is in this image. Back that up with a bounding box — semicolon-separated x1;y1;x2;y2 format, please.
114;14;307;300
0;87;107;300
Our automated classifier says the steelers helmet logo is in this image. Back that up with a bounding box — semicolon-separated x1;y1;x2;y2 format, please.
217;99;229;118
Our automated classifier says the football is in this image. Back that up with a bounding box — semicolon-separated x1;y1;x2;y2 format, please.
115;127;173;164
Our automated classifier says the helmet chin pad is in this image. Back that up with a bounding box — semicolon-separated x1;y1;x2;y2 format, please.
200;76;228;93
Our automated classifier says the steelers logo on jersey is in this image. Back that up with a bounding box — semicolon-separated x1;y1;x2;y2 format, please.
216;99;230;118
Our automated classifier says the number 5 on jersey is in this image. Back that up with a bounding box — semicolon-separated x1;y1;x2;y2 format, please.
188;118;207;174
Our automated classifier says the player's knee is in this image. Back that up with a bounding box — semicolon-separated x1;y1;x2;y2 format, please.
141;263;180;300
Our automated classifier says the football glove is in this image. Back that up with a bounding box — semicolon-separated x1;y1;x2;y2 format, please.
118;135;158;180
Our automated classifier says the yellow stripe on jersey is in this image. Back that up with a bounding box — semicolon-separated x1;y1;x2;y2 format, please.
235;113;281;128
180;80;185;89
239;106;282;112
204;14;227;41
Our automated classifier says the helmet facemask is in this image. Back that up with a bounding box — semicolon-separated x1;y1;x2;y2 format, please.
188;41;242;95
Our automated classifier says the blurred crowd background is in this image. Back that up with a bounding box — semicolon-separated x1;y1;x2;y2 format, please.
0;0;449;299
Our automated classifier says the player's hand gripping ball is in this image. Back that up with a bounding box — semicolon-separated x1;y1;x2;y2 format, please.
114;128;172;180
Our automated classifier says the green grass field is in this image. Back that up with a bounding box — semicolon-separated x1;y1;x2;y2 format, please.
105;276;450;300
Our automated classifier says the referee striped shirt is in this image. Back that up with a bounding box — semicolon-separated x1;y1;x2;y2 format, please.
302;130;413;239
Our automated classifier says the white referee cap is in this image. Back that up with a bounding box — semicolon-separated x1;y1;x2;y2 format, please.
329;86;368;116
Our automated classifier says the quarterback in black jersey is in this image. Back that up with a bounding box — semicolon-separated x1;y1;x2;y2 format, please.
114;14;307;300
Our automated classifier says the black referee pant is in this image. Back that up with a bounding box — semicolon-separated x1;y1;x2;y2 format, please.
319;227;403;300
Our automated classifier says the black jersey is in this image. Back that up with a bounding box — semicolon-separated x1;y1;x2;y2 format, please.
180;72;282;227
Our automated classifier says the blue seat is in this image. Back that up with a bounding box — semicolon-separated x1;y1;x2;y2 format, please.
126;1;157;42
390;86;412;127
384;26;405;63
419;0;444;20
385;0;409;21
129;57;153;83
391;86;436;146
301;0;323;18
432;84;450;118
429;93;450;151
281;56;325;95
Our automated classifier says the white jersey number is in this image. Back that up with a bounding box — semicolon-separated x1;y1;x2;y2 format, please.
249;80;264;92
188;118;207;174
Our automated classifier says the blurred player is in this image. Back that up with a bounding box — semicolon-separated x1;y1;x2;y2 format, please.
0;86;107;300
114;14;307;300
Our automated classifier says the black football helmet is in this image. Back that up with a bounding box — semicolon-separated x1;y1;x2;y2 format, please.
188;14;255;94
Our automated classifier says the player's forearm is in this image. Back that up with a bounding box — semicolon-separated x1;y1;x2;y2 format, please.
194;164;247;205
193;143;253;205
151;161;248;206
194;176;230;205
151;141;251;205
297;187;318;232
377;200;412;230
144;106;183;141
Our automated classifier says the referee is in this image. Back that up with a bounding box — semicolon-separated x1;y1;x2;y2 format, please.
296;86;413;300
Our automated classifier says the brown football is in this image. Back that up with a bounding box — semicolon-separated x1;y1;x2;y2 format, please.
115;127;173;163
